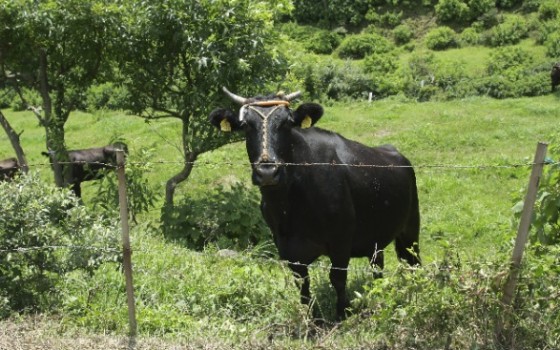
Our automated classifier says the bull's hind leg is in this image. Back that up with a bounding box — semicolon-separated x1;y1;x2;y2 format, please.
395;210;421;266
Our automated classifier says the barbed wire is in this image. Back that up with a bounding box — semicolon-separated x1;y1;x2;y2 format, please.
10;159;557;171
0;243;390;274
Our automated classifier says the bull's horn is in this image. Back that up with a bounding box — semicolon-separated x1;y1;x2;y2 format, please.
284;91;302;101
222;87;247;105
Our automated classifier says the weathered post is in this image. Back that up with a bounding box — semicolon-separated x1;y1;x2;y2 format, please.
495;141;548;345
116;149;137;336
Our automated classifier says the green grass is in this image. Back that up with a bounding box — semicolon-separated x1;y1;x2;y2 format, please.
2;93;560;347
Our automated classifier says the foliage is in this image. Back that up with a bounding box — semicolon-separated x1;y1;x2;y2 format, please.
305;30;343;54
120;0;291;203
435;0;469;23
544;31;560;58
337;33;393;59
538;0;560;20
425;26;458;50
0;174;119;317
459;27;482;46
85;83;129;112
350;244;560;349
515;137;560;246
486;15;529;46
161;182;270;251
0;0;124;156
89;146;159;224
477;46;550;98
292;0;384;27
392;24;414;45
467;0;496;20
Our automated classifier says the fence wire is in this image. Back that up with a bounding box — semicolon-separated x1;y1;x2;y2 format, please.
12;158;558;171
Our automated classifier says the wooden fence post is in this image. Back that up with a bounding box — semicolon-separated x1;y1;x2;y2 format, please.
495;141;548;344
116;150;137;336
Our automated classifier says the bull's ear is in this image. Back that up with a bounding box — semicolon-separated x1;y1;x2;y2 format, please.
209;108;243;132
293;103;323;129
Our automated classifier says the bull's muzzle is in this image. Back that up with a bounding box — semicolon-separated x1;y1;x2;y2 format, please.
253;162;281;187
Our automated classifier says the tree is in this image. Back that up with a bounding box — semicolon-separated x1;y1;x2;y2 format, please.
120;0;292;205
0;0;123;186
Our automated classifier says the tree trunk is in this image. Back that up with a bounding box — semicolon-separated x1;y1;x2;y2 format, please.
164;118;200;205
165;151;198;206
0;110;28;173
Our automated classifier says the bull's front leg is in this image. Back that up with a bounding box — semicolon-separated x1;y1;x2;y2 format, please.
288;262;311;305
329;256;351;320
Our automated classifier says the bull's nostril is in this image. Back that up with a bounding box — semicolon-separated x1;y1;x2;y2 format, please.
254;162;280;186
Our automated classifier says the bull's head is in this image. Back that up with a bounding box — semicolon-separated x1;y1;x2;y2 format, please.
209;87;323;187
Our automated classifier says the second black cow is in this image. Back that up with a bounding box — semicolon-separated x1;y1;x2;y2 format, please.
42;142;127;198
0;157;19;181
209;88;420;319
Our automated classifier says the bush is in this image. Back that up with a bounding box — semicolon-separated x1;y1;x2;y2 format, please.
467;0;496;20
86;82;129;112
392;24;413;45
486;46;531;75
0;174;120;317
161;182;270;251
305;30;342;54
486;15;528;46
425;26;458;50
90;146;159;223
538;0;560;20
337;33;393;59
9;88;42;111
544;31;560;58
435;0;469;23
350;243;560;349
459;27;481;46
535;19;560;45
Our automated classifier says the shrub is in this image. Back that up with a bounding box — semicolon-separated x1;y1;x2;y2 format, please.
459;27;481;46
425;26;458;50
486;46;532;75
364;52;400;76
538;0;560;20
9;88;41;111
0;174;120;317
90;146;159;223
486;15;528;46
435;0;469;23
305;30;342;54
534;19;560;45
161;182;270;251
495;0;521;9
392;24;413;45
467;0;496;20
86;82;129;111
337;33;393;59
544;31;560;58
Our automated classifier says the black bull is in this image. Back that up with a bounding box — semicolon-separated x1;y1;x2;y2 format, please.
0;157;19;180
42;143;127;198
209;88;420;319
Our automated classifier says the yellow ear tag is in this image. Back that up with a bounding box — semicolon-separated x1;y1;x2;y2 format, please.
301;116;312;129
220;119;232;132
